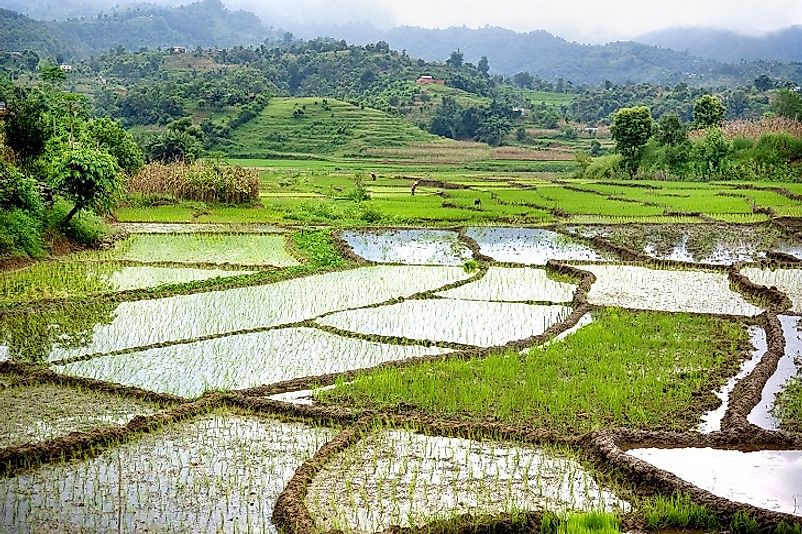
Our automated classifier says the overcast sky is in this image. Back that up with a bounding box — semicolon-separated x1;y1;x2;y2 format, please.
226;0;802;42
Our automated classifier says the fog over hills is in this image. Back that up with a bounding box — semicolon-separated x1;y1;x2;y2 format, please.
636;26;802;63
2;0;801;85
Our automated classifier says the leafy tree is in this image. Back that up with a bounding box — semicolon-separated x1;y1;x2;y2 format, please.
771;89;802;121
693;94;726;129
446;49;464;68
477;115;512;146
656;112;688;146
478;56;490;77
50;147;121;225
692;127;731;180
145;129;203;163
512;71;534;88
754;75;775;92
39;64;65;84
83;118;145;175
610;106;654;177
3;92;50;161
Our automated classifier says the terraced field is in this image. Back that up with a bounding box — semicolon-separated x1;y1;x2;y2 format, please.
1;220;802;533
224;97;436;157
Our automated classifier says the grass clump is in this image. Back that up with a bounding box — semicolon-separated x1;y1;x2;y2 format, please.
641;492;719;531
730;511;760;534
559;512;619;534
776;521;802;534
292;230;348;268
318;308;747;433
773;377;802;433
540;512;620;534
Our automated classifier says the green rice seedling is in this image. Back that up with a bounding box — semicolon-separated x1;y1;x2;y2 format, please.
41;265;469;360
305;427;626;533
559;512;620;534
0;413;336;532
640;492;719;530
582;264;763;316
0;383;163;448
730;511;760;534
466;227;614;265
319;308;748;432
87;233;300;267
776;520;802;534
541;512;561;534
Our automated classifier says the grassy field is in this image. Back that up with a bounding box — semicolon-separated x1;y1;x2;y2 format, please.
224;97;435;158
115;157;801;226
318;308;748;433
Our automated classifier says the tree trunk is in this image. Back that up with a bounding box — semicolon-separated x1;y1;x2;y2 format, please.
62;202;83;227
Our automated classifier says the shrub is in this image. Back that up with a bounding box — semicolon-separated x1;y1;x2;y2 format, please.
126;161;260;204
0;209;44;258
42;199;105;246
0;161;42;213
582;154;624;180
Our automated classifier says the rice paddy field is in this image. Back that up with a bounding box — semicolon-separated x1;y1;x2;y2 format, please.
2;170;802;533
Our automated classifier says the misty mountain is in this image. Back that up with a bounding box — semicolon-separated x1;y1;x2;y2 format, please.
0;0;188;21
291;24;740;84
0;0;273;59
636;26;802;63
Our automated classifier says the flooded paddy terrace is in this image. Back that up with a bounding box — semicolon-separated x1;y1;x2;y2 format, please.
1;221;802;531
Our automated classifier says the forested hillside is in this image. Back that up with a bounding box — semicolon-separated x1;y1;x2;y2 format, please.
293;24;802;86
0;0;276;60
637;26;802;63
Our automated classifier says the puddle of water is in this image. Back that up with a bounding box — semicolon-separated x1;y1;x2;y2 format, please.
0;263;254;303
748;316;802;430
0;414;335;533
0;383;160;449
318;300;573;347
97;234;300;267
699;326;767;433
55;328;450;398
777;241;802;260
741;267;802;313
466;227;613;265
34;266;469;361
306;429;628;533
114;223;287;234
438;267;576;303
570;224;787;265
627;447;802;516
341;229;472;265
581;265;763;316
269;384;339;406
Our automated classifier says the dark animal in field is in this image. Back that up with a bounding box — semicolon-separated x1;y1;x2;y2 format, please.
474;198;482;207
371;173;377;181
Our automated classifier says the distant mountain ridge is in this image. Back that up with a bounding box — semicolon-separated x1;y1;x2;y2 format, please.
0;0;274;59
2;1;801;86
636;26;802;63
291;24;802;85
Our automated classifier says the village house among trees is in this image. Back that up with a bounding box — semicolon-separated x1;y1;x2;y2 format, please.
416;75;445;85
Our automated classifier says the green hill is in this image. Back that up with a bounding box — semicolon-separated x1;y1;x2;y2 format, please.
223;97;436;158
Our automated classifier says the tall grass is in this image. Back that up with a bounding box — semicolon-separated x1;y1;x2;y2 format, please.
126;161;260;204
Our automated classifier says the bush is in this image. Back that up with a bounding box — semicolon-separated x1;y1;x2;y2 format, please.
582;154;624;180
0;209;44;258
42;199;106;246
126;161;260;204
0;161;42;213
